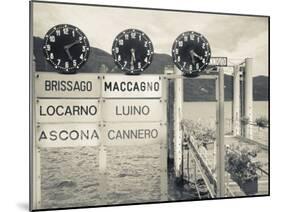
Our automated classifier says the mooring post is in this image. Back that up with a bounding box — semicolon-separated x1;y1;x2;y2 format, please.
173;65;183;181
244;58;253;139
233;65;240;136
216;67;225;197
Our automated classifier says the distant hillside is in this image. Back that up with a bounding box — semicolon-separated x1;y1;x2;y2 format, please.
33;36;268;101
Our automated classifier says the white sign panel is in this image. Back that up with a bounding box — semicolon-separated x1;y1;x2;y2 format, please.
36;99;101;123
104;122;165;145
35;72;101;98
102;75;163;98
36;123;100;147
209;57;228;67
103;99;164;122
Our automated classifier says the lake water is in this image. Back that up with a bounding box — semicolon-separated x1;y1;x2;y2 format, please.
183;101;269;143
182;101;268;121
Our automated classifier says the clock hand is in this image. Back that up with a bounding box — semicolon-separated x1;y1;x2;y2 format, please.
64;40;81;61
64;40;81;50
189;50;196;64
130;48;136;67
65;48;73;60
190;49;203;60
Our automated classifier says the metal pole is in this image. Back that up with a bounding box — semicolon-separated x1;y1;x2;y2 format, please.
244;58;253;139
173;65;183;180
233;65;240;136
216;67;225;197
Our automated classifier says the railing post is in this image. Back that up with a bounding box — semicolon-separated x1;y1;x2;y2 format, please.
173;65;183;181
233;65;240;136
244;58;253;139
216;67;225;197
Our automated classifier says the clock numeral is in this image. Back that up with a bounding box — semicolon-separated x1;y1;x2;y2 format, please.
202;58;206;63
50;53;54;60
196;63;199;69
55;30;61;36
190;34;195;40
65;61;69;68
144;41;148;47
49;35;55;42
144;57;148;63
137;62;142;69
80;54;84;60
189;65;193;71
130;65;134;70
131;32;136;39
118;55;121;61
184;36;188;42
46;44;51;51
57;59;61;65
178;41;183;47
147;50;151;56
82;46;86;52
118;39;124;46
138;35;142;41
73;60;77;67
125;34;129;40
72;30;75;37
115;47;119;53
175;48;179;54
177;56;181;62
183;62;187;67
202;43;206;49
63;27;69;35
205;51;208;57
79;36;83;41
197;37;200;43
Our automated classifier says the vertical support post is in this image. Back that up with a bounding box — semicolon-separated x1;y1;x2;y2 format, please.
216;68;225;197
244;58;253;139
165;67;174;161
99;75;107;205
30;2;41;207
233;65;240;136
173;65;183;180
160;76;168;201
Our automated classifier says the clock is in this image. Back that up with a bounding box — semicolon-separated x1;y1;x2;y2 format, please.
112;29;154;75
172;31;211;76
43;24;90;74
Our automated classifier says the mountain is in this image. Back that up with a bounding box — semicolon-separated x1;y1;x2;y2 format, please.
253;75;269;101
33;36;268;101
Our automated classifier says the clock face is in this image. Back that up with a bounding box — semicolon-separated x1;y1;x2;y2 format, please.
112;29;154;74
43;24;90;74
172;31;211;76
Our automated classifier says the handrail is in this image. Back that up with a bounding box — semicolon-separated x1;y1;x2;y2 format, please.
187;135;243;198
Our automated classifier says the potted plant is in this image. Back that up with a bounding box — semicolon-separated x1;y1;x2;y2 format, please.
225;146;260;195
255;117;268;128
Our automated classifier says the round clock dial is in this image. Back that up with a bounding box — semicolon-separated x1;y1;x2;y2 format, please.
43;24;90;74
172;31;211;76
112;29;154;74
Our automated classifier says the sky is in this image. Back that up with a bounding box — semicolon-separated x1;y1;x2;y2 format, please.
33;2;269;76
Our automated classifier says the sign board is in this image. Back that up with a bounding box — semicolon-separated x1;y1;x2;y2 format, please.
36;99;101;123
36;123;100;147
209;57;228;67
35;72;101;98
103;99;164;122
104;122;165;146
102;75;162;98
